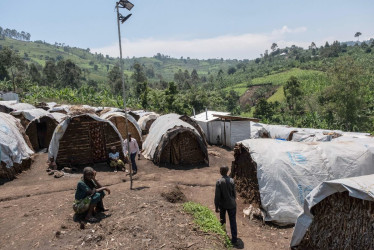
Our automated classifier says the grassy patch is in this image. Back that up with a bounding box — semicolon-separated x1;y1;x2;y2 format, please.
268;86;285;103
183;202;232;248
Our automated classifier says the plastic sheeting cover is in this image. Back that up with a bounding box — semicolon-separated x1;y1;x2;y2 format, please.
48;114;126;161
138;113;159;131
291;174;374;247
100;111;142;139
142;114;198;160
238;139;374;225
0;113;34;168
11;108;50;121
291;132;332;142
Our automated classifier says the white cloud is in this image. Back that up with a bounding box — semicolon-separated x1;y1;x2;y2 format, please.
92;26;309;60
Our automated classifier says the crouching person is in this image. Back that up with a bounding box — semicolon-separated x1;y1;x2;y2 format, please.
109;146;126;173
74;167;111;222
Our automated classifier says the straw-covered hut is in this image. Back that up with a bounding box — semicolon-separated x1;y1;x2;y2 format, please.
137;113;159;135
291;175;374;249
101;112;142;147
231;139;374;225
143;114;208;166
48;114;125;168
0;113;34;182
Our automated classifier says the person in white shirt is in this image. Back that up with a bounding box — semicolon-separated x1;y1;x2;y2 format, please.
123;133;140;175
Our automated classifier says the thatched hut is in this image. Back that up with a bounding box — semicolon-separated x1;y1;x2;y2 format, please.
101;112;142;148
231;139;374;225
48;114;125;168
291;175;374;249
143;114;208;166
137;113;159;135
0;113;34;182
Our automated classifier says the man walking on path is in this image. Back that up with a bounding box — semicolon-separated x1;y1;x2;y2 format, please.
123;133;140;175
214;166;238;245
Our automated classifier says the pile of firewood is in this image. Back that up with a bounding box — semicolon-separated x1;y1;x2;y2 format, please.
231;143;261;208
298;192;374;249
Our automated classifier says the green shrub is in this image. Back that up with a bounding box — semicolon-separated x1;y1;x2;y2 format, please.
183;202;232;248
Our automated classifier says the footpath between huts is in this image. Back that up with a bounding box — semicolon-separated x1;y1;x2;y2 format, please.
0;146;293;249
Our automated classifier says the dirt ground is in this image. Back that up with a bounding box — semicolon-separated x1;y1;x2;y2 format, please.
0;146;293;249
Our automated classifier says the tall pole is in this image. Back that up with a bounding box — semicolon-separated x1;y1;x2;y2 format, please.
116;3;133;190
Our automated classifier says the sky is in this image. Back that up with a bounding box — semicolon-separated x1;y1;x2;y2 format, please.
0;0;373;60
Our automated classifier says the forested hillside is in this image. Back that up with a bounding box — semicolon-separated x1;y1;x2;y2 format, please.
1;26;374;132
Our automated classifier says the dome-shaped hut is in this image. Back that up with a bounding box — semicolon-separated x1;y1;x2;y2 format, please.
48;114;125;168
0;113;34;182
137;112;159;135
11;109;66;151
101;112;142;148
143;114;208;166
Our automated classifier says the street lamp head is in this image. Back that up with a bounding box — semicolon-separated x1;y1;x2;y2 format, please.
119;13;132;23
118;0;134;10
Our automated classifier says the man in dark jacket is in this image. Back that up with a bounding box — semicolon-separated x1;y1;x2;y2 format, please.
214;166;238;244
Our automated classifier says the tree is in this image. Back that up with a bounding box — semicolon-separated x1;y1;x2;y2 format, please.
284;76;303;123
0;46;26;91
29;63;41;83
165;82;178;111
227;67;237;75
56;59;82;88
321;56;368;131
254;99;275;120
271;43;278;52
131;63;147;98
43;60;57;86
226;90;240;114
108;64;122;93
191;69;199;85
354;32;362;42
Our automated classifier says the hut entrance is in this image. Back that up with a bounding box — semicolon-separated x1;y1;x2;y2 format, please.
89;123;107;162
36;121;47;149
160;131;205;165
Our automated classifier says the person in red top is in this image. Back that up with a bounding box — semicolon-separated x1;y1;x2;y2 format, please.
123;133;140;175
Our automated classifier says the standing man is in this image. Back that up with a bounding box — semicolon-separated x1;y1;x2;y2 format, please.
214;166;238;245
123;133;140;175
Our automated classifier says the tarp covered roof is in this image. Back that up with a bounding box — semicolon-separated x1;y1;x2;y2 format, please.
143;114;200;160
291;174;374;247
237;138;374;225
48;114;125;161
137;112;159;131
11;108;50;121
0;113;34;168
100;111;142;138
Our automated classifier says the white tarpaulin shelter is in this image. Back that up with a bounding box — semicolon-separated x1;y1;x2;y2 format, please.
138;113;159;131
49;112;67;123
291;174;374;247
143;114;208;165
238;138;374;225
0;101;35;113
48;114;125;163
11;108;50;122
291;132;332;142
0;113;33;168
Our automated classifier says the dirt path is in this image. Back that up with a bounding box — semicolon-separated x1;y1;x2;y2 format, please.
0;146;293;249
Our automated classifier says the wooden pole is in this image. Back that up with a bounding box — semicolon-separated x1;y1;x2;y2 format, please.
116;3;133;190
